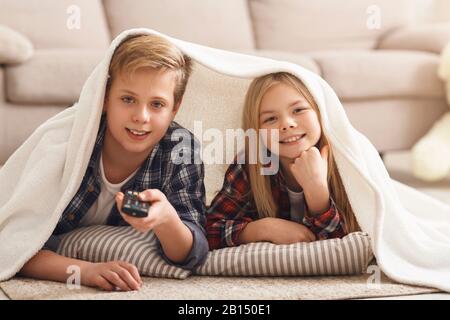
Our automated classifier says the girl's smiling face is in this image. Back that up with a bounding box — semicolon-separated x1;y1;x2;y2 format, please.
259;82;322;161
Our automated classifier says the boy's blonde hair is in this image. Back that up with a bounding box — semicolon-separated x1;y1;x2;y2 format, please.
242;72;360;233
107;34;193;105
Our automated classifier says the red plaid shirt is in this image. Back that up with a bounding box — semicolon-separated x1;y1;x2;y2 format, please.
206;162;346;250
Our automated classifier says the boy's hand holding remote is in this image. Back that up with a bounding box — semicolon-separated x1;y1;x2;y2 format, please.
116;190;179;234
115;189;194;264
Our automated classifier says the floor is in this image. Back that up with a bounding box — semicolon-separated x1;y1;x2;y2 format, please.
0;288;8;300
0;150;449;300
362;293;450;300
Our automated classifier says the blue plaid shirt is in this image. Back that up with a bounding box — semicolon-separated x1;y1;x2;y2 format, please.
44;114;208;270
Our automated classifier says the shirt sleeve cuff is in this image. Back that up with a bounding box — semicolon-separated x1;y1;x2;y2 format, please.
229;220;250;247
306;197;334;217
156;220;209;270
41;235;61;252
303;197;339;229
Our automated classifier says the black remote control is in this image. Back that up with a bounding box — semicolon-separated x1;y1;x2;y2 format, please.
121;190;150;218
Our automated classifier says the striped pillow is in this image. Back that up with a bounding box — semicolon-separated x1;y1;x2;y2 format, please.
56;225;191;279
194;232;373;276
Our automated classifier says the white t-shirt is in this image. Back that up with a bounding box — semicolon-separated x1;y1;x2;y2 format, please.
79;154;139;226
286;188;307;223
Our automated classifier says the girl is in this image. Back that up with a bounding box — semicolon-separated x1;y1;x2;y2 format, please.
206;72;360;250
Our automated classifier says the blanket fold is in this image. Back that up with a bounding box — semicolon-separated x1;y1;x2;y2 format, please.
1;28;449;291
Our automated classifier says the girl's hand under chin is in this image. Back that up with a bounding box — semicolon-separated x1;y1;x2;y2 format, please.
289;145;329;192
289;145;332;215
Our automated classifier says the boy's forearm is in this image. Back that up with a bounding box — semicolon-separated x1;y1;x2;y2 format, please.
154;217;194;264
19;250;92;283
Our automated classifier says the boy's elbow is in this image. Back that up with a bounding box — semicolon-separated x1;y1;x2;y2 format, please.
185;234;209;270
18;249;53;277
164;227;209;270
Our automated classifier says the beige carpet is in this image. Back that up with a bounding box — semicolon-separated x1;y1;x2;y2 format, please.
0;271;440;300
0;288;8;300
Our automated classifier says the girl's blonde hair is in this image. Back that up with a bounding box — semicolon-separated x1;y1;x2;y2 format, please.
242;72;360;233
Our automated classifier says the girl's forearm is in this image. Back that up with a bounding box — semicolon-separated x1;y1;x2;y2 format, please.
304;184;330;216
237;219;268;244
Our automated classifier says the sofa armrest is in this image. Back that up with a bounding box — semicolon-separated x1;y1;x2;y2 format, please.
377;23;450;54
0;25;34;65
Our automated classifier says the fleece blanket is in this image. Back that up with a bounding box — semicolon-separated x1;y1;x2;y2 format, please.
0;29;449;291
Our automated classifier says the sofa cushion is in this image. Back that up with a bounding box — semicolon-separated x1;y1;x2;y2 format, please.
0;103;64;165
240;50;321;75
103;0;255;50
308;50;445;100
6;49;104;105
377;23;450;54
0;0;110;49
194;232;373;276
343;99;449;151
249;0;413;52
0;25;33;64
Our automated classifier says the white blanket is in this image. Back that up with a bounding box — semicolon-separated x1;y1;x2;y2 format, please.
1;29;449;291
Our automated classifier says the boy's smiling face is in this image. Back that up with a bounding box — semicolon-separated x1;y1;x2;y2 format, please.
103;67;180;158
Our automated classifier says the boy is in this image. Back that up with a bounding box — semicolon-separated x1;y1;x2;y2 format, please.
19;34;208;291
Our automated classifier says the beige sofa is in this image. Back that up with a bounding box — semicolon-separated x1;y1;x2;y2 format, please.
1;0;450;166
